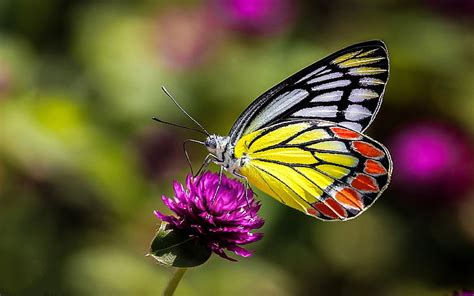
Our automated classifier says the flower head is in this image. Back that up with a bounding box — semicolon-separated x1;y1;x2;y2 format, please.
155;171;264;261
452;291;474;296
154;6;221;71
211;0;296;36
425;0;474;17
389;121;474;199
134;128;186;180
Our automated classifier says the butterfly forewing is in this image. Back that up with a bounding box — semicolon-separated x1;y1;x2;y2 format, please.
234;120;392;221
229;41;389;145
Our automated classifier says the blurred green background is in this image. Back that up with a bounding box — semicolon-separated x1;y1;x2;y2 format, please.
0;0;473;295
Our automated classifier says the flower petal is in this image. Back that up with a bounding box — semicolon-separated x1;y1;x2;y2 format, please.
226;245;253;258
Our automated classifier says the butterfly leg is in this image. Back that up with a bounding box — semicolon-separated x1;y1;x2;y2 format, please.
194;154;217;178
212;166;224;202
233;171;255;216
183;139;206;176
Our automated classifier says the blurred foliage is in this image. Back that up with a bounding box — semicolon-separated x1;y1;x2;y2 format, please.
0;0;473;295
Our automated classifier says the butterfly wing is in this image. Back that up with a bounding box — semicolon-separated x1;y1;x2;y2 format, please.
228;40;389;145
234;120;392;221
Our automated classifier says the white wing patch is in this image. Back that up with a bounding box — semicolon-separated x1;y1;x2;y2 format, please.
247;89;309;132
312;80;351;91
359;77;385;86
339;121;363;132
310;90;343;103
348;89;379;102
307;72;343;84
293;106;338;118
296;66;327;83
344;105;372;121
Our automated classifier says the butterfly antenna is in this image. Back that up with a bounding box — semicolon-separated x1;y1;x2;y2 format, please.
152;117;208;136
161;86;210;136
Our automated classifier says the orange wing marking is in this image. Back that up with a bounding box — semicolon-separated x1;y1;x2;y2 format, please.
330;127;361;140
313;198;348;219
352;141;384;158
364;159;387;175
351;174;379;192
307;208;318;217
334;187;364;210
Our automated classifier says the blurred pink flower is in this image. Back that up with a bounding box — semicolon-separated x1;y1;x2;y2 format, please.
452;290;474;296
134;128;187;180
154;6;222;71
425;0;474;17
211;0;296;36
390;121;473;198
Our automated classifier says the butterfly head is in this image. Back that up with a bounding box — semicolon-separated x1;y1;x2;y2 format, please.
205;134;230;161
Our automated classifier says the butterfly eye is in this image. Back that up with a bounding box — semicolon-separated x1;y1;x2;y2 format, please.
205;137;217;149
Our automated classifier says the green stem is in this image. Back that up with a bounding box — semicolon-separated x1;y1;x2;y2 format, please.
164;268;188;296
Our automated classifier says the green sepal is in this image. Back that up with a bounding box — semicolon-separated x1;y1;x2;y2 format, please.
148;222;212;268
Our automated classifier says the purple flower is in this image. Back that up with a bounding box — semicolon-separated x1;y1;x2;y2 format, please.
425;0;474;17
453;291;474;296
153;6;222;71
155;171;264;261
134;128;186;180
211;0;296;36
390;121;474;198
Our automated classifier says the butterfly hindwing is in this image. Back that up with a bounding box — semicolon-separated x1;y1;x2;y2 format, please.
229;41;389;145
233;120;392;221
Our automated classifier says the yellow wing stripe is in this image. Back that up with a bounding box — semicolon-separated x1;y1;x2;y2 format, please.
251;147;318;165
249;161;346;219
250;123;309;152
251;160;321;204
287;128;330;145
246;165;307;211
240;147;370;219
293;167;348;219
337;57;385;68
308;141;348;152
314;152;359;167
317;164;351;179
349;67;387;76
294;167;334;192
240;162;315;211
242;152;355;214
332;50;363;64
235;122;310;156
356;48;379;58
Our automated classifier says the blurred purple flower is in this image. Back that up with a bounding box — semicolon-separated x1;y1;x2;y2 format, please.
211;0;296;36
155;171;264;261
453;290;474;296
425;0;474;17
154;6;222;71
390;121;473;198
134;128;186;180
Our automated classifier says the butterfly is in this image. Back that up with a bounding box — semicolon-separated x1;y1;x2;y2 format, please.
166;40;392;221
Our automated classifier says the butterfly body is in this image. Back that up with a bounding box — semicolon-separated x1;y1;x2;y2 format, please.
205;134;243;174
202;41;392;221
